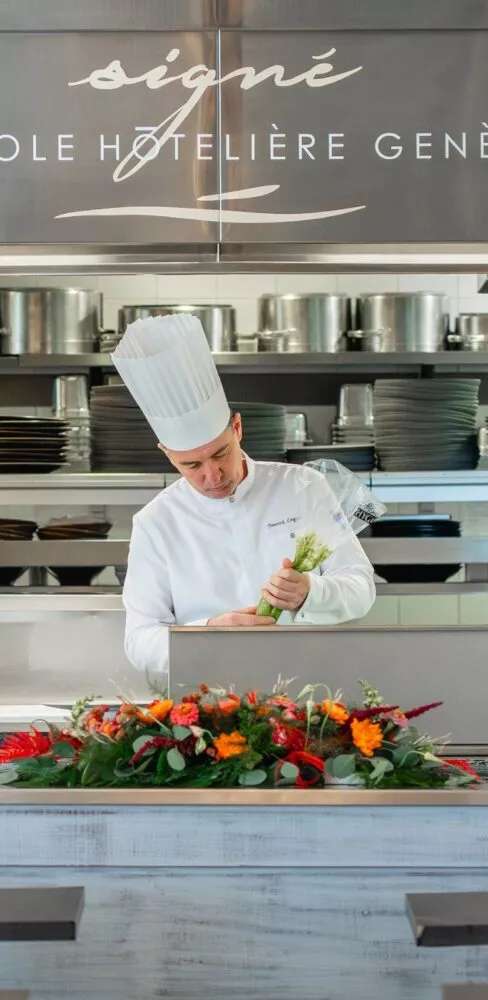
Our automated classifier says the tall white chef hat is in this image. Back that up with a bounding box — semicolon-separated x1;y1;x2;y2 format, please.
111;314;230;451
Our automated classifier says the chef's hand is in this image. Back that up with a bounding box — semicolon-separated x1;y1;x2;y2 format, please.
261;558;310;613
207;606;275;627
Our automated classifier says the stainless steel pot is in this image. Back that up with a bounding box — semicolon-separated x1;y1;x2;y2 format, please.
454;314;488;350
356;293;449;352
258;294;351;353
118;304;237;352
0;288;102;355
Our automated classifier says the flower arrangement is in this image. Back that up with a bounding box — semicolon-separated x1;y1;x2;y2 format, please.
0;679;480;790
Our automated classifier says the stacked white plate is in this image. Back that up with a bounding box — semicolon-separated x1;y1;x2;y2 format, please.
373;379;480;471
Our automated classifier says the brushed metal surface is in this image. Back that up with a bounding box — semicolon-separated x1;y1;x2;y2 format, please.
0;0;217;31
220;0;488;30
0;288;101;355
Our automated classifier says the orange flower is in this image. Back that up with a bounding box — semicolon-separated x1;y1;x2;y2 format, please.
322;700;349;725
99;720;120;739
170;702;199;726
147;699;173;722
213;731;248;760
218;694;241;716
256;705;272;718
350;718;383;757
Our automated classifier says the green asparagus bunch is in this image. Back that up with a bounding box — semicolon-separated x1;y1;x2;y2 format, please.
256;531;331;622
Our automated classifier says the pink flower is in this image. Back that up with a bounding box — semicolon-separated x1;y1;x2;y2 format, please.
170;703;199;727
382;711;409;729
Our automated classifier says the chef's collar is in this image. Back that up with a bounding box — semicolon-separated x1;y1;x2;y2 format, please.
184;453;256;513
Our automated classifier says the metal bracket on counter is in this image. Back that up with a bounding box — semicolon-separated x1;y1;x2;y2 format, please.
0;887;84;942
406;892;488;947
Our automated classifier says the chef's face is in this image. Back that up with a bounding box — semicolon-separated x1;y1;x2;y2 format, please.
159;413;245;498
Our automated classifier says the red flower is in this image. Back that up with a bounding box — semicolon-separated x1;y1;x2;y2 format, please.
443;758;481;781
246;689;259;706
272;724;306;752
170;703;199;726
403;701;443;720
0;728;53;764
282;750;324;788
129;735;175;766
348;705;399;722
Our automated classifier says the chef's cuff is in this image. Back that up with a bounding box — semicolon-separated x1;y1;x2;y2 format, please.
291;573;325;623
185;618;209;627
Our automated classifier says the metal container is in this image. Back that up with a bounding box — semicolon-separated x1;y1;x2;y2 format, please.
0;288;101;355
118;304;237;352
356;293;449;352
258;294;351;353
455;314;488;350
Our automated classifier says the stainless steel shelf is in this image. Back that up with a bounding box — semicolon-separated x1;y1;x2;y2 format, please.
0;592;123;612
0;472;165;505
0;352;487;375
0;537;485;568
0;539;129;566
363;538;488;564
376;583;488;595
370;470;488;503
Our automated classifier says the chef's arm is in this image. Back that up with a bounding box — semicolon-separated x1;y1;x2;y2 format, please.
290;533;376;625
123;515;208;676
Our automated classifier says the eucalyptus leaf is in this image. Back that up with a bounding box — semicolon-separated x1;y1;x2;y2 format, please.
132;735;156;755
167;748;186;772
392;747;421;767
0;767;18;784
238;769;267;786
280;762;299;780
326;755;356;780
369;757;394;784
173;726;191;741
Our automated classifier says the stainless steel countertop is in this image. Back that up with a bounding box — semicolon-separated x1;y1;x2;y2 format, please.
0;788;487;806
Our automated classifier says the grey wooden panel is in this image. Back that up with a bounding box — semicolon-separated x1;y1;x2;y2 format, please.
1;805;488;869
2;867;488;999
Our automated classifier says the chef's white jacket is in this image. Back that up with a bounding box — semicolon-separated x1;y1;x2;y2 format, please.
123;457;376;675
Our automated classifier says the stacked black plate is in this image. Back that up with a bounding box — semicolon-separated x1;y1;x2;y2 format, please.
0;518;37;587
90;384;171;473
373;379;480;472
372;515;461;584
232;402;287;461
0;417;68;474
288;443;375;471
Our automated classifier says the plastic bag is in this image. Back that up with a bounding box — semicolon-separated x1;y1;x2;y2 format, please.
305;459;386;535
256;463;362;621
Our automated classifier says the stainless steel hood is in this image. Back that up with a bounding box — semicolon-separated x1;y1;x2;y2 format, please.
1;1;488;273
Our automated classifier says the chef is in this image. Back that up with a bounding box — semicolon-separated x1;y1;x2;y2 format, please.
112;314;375;676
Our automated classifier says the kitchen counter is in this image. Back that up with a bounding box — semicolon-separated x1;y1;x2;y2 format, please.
2;787;488;999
